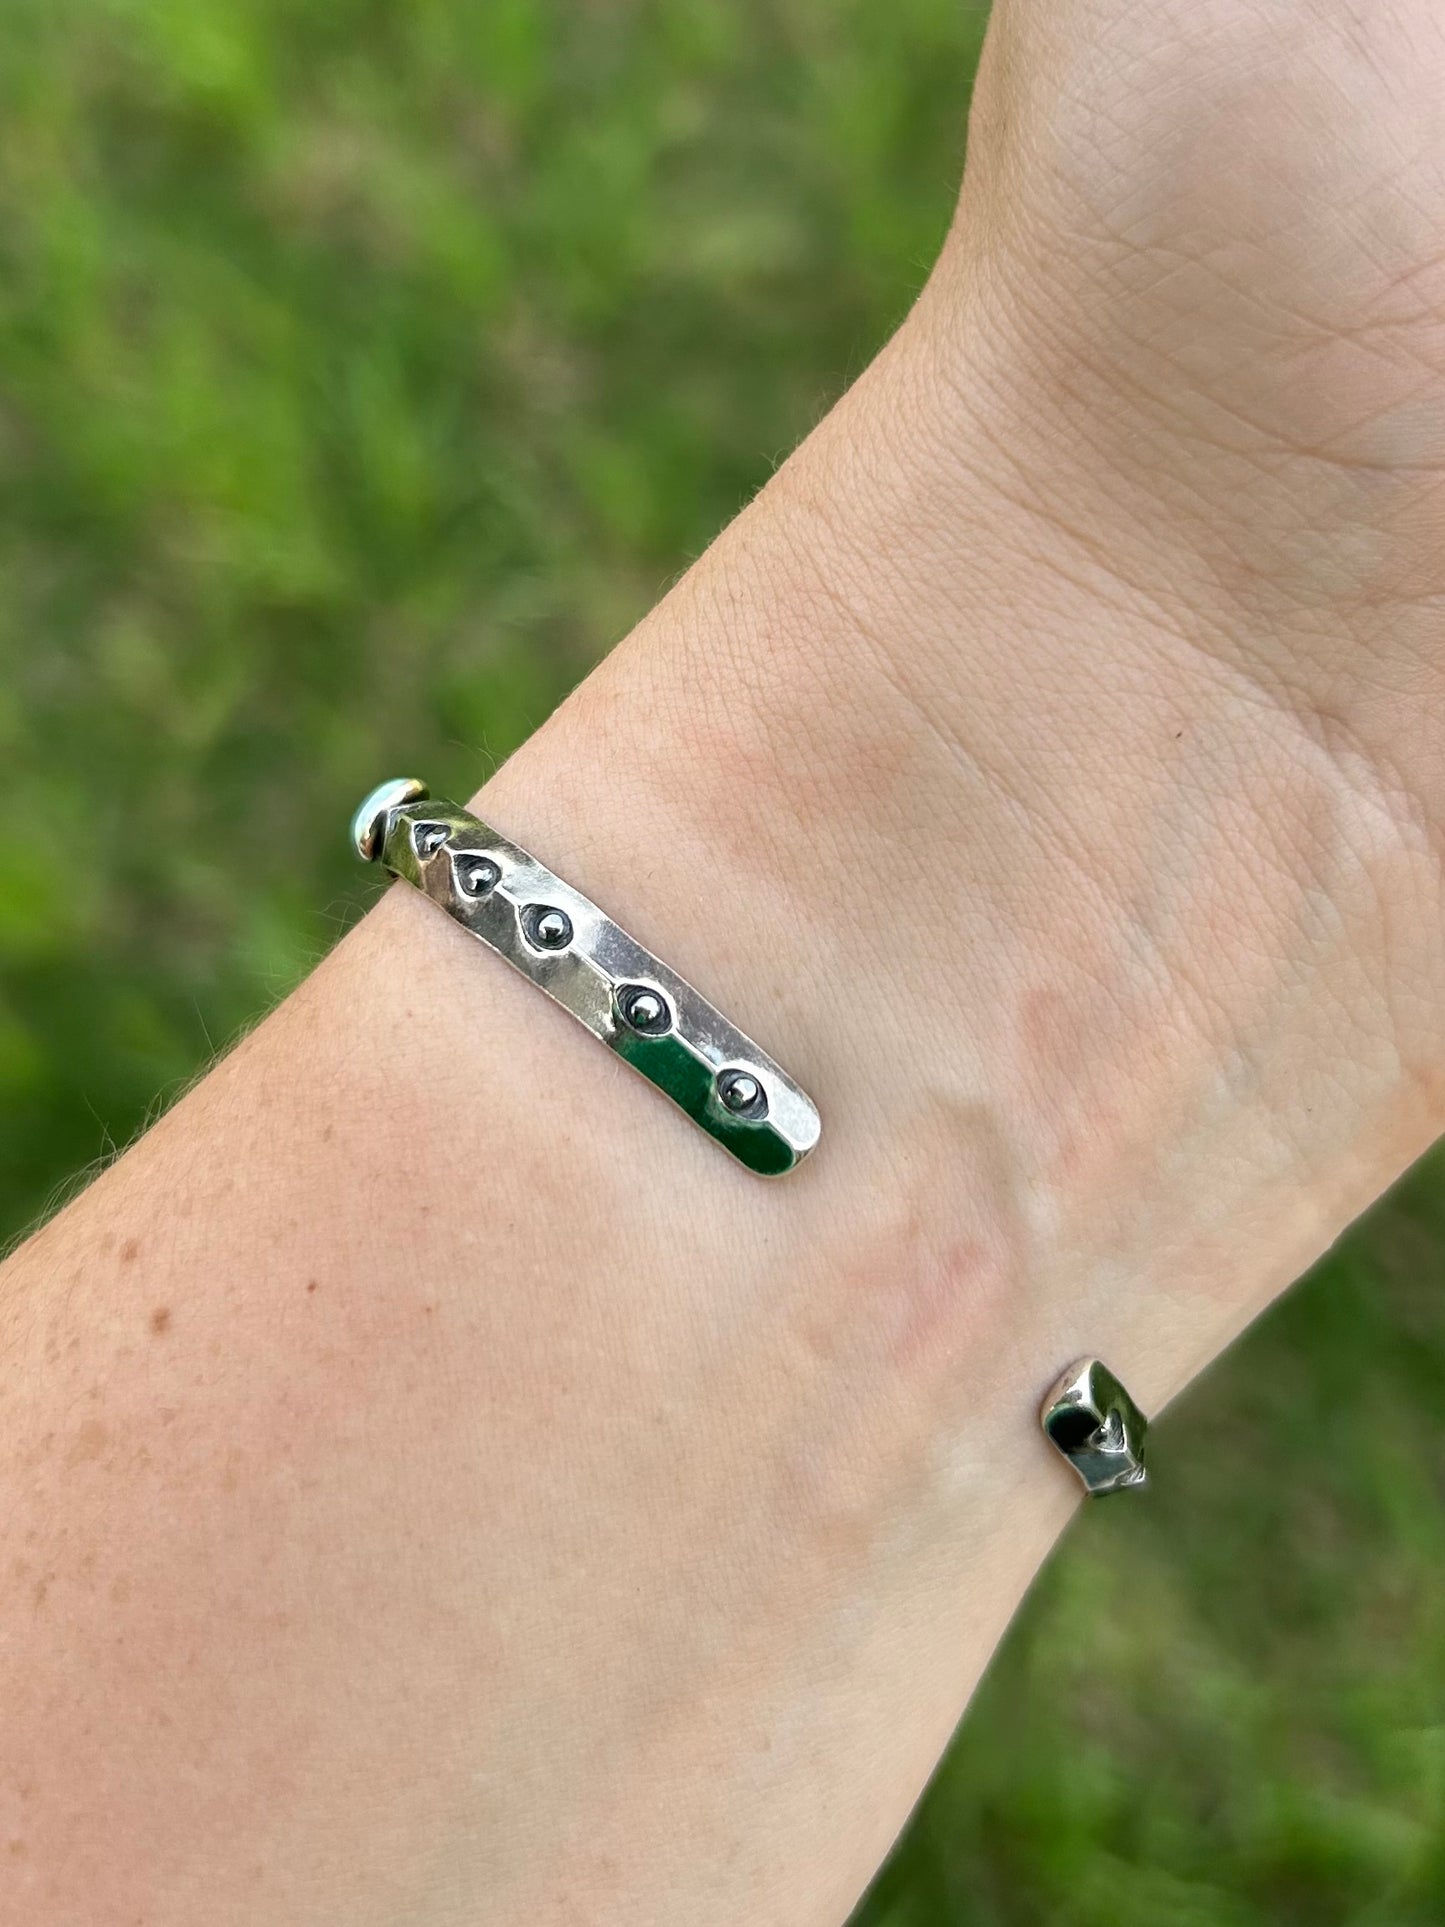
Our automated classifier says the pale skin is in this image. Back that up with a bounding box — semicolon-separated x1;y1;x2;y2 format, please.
4;0;1444;1920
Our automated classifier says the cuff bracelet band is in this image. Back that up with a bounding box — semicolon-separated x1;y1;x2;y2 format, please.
352;778;822;1177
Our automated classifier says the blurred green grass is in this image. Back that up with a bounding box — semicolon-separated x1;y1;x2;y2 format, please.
2;3;1442;1921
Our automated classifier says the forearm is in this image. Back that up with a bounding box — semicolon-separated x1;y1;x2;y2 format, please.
4;193;1442;1927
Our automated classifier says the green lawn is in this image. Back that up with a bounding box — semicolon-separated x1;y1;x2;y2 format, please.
3;3;1442;1920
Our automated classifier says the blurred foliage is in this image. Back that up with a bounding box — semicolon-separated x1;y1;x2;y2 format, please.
1;1;1441;1922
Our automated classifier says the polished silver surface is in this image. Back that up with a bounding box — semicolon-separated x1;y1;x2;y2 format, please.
351;776;429;862
1041;1358;1149;1495
353;780;822;1176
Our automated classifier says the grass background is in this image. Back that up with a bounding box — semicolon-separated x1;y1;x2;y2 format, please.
2;2;1442;1920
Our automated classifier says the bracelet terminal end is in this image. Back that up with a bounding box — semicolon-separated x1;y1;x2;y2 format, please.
1041;1357;1149;1496
351;777;430;863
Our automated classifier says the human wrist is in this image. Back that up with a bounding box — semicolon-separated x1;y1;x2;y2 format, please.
464;287;1443;1421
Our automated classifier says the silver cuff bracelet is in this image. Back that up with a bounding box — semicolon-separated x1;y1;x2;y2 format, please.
352;781;1148;1488
352;778;822;1177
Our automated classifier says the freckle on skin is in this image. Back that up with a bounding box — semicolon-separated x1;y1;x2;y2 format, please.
150;1306;171;1335
66;1419;108;1467
120;1237;141;1264
306;1279;318;1293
